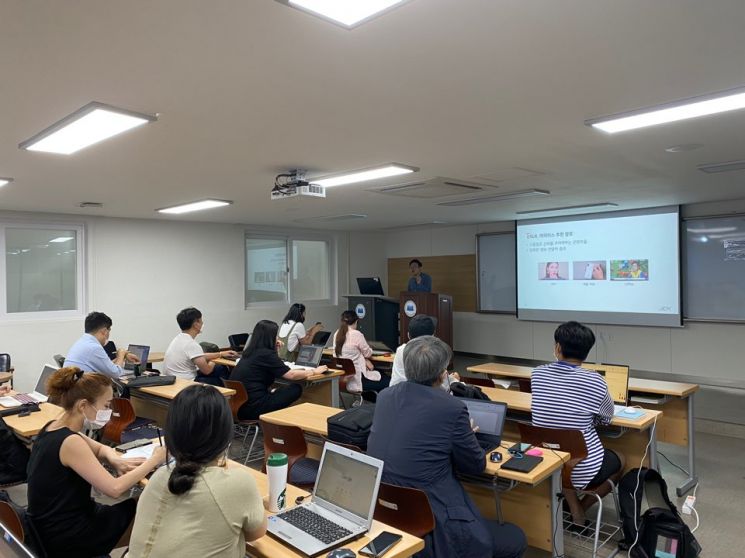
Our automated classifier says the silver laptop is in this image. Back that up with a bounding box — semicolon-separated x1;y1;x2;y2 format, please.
125;344;150;372
34;364;59;396
293;345;325;369
0;521;35;557
267;442;384;557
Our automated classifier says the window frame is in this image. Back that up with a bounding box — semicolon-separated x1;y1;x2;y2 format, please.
0;221;87;321
244;231;335;309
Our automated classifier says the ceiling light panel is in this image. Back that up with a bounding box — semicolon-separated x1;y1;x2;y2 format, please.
285;0;409;28
586;86;745;133
516;202;618;215
697;159;745;174
312;164;418;188
157;199;232;215
0;178;13;188
19;102;156;155
437;189;549;207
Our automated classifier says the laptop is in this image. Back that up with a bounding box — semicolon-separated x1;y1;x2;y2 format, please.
312;331;332;347
125;344;150;372
291;345;325;369
463;399;508;452
34;364;59;396
267;442;384;557
0;521;35;557
356;277;385;296
583;362;635;416
367;340;392;353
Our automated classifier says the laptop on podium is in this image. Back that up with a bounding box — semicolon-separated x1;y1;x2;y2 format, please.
356;277;385;296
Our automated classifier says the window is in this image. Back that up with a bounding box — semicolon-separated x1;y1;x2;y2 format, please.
0;224;85;318
245;234;333;306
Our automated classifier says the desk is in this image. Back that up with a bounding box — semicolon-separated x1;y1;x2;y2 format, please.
261;403;569;554
148;352;165;363
468;362;698;494
214;358;344;408
2;402;63;439
124;377;235;426
322;348;394;365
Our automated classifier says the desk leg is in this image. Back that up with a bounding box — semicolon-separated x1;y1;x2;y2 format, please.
676;393;698;496
330;378;340;408
648;422;659;471
550;470;564;558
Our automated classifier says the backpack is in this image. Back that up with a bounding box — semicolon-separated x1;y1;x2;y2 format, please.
618;467;701;558
0;418;30;485
450;381;490;401
327;405;375;450
277;323;299;362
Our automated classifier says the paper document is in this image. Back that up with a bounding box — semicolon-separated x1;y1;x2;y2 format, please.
491;379;513;389
123;444;156;460
0;396;21;408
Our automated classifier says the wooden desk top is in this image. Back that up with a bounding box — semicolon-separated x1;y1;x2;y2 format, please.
239;463;424;558
468;362;699;397
125;377;235;400
213;358;344;383
0;371;13;384
2;402;63;437
260;403;568;486
148;352;165;363
479;386;661;430
322;348;394;364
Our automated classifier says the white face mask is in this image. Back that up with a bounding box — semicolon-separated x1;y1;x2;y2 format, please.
83;405;112;431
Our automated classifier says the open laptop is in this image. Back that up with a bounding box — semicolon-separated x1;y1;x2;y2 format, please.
0;521;35;557
34;364;59;396
463;399;508;452
367;340;393;354
583;362;633;415
125;344;150;372
356;277;385;296
291;345;325;370
312;330;332;347
267;442;384;557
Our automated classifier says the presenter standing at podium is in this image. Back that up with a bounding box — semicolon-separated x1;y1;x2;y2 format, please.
407;259;432;292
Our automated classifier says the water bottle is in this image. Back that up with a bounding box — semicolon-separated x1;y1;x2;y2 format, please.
267;453;288;512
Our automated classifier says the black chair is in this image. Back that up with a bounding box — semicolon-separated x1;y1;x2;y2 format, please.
228;333;249;352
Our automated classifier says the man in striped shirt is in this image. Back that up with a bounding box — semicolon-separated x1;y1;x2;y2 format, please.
531;321;625;526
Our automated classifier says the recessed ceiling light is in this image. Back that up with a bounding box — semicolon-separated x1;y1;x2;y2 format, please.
157;199;233;215
665;143;704;153
516;202;618;215
586;86;745;133
281;0;410;28
19;102;156;155
312;164;418;188
0;178;13;188
437;189;550;207
49;236;74;243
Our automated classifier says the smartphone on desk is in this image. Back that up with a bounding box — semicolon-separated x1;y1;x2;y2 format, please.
359;531;403;557
508;442;531;455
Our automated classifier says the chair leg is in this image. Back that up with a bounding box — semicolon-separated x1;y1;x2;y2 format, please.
243;425;260;465
591;493;603;558
608;480;622;524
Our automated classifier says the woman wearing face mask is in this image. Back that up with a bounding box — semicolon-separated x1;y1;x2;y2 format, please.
128;384;266;557
26;367;167;558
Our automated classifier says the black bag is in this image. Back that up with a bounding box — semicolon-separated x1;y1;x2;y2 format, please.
0;418;30;485
327;405;375;450
127;375;177;388
618;467;701;558
450;381;490;400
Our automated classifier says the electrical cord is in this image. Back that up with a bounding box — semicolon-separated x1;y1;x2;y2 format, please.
628;415;658;556
657;450;690;477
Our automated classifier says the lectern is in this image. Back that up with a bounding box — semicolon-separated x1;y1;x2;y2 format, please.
399;292;453;350
343;295;400;351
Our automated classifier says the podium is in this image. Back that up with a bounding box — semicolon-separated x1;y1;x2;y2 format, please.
399;292;453;350
343;295;400;351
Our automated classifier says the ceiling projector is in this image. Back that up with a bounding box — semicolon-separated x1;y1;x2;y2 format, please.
271;170;326;200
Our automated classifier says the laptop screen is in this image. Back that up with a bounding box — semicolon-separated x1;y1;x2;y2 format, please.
583;363;629;405
295;345;323;367
463;399;507;436
127;345;151;370
313;445;382;521
356;277;385;296
0;522;35;557
35;364;59;396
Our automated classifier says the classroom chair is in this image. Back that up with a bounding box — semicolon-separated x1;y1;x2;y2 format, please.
518;424;621;558
373;483;435;539
331;357;376;408
517;378;532;393
0;353;12;389
259;420;319;487
0;501;24;542
462;376;494;388
320;436;365;454
101;398;157;445
221;379;261;464
227;333;249;352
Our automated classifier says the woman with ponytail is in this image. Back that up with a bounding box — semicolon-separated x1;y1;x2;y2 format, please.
26;367;167;558
333;310;390;393
128;384;266;557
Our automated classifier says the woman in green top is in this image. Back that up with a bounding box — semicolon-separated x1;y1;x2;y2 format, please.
277;303;324;362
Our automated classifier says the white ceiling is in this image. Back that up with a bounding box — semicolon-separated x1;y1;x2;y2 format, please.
2;0;745;230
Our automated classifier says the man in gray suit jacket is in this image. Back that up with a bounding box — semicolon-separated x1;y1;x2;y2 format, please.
367;336;526;558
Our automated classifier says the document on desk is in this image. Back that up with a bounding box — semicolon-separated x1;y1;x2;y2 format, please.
491;379;513;389
123;444;156;460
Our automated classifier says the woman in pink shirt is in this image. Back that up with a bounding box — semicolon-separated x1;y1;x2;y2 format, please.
332;311;390;393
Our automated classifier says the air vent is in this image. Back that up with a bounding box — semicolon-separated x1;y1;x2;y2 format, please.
698;159;745;174
372;177;493;199
78;202;103;208
295;214;368;223
437;189;550;207
517;202;618;215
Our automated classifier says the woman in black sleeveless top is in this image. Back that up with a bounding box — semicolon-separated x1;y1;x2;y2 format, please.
26;368;166;558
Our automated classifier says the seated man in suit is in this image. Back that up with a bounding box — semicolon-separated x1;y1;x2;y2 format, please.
367;336;526;558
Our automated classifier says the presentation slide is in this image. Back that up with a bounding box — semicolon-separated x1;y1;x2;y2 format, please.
517;206;681;327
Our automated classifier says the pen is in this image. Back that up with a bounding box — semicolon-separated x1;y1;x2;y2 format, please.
157;427;163;447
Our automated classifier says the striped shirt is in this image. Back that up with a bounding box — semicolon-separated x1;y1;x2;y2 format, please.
531;361;613;489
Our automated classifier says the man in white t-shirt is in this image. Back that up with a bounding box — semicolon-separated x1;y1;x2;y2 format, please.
163;307;238;383
277;303;324;362
391;314;460;391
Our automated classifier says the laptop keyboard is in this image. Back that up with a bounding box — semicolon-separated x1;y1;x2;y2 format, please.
14;393;37;405
277;506;352;544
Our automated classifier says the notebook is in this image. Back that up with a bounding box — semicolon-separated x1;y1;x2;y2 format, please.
500;454;544;473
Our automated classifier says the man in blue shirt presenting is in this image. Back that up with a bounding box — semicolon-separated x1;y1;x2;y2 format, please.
407;258;432;292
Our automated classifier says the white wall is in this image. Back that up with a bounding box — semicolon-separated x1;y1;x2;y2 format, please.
1;211;348;392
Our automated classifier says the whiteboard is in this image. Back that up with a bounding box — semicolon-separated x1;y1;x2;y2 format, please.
477;232;516;313
684;215;745;320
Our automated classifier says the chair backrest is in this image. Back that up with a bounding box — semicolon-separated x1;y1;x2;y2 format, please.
0;354;10;373
52;354;65;368
259;419;308;473
518;423;587;488
332;357;356;377
228;333;249;351
0;501;24;542
102;398;136;445
462;376;494;388
321;436;364;454
222;379;248;420
374;483;435;539
517;378;532;393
